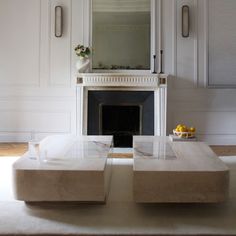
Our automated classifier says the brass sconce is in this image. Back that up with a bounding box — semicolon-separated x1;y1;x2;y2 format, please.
55;6;63;37
182;5;189;38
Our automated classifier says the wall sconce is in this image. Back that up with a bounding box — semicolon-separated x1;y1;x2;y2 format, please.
55;6;63;37
182;5;189;38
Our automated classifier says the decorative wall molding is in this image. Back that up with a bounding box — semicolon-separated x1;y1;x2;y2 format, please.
0;0;41;87
40;0;50;88
0;110;72;133
172;0;177;79
0;0;77;142
49;0;72;87
206;0;236;88
171;0;198;89
198;0;236;88
193;0;198;87
197;0;208;88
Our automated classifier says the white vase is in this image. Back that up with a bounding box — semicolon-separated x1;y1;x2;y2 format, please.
76;57;90;72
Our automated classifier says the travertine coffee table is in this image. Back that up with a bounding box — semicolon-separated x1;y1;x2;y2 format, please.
13;135;113;202
133;136;229;203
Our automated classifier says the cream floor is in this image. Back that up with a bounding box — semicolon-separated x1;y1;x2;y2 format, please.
0;156;236;235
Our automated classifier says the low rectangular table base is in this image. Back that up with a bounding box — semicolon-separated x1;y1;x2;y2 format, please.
133;136;229;203
14;164;111;202
13;135;113;203
134;171;229;203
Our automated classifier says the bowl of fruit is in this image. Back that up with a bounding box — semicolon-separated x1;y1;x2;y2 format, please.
173;124;196;139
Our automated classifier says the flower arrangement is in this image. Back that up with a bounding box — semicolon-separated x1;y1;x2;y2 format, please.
74;44;91;58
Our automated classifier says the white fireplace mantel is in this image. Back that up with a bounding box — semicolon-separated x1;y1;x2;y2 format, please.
76;72;168;138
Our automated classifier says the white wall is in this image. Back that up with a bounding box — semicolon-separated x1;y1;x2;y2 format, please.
0;0;78;141
164;0;236;145
1;0;236;145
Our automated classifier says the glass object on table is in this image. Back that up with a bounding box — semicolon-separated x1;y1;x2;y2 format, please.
28;131;39;160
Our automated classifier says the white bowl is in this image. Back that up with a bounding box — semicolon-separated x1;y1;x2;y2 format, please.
173;129;195;139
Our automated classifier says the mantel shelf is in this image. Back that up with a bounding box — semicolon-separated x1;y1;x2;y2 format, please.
76;73;168;88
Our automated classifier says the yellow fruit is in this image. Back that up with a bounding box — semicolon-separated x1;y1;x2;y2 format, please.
176;124;183;129
179;126;187;132
189;127;196;132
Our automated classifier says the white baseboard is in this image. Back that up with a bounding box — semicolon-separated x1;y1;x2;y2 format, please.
197;134;236;145
0;132;73;143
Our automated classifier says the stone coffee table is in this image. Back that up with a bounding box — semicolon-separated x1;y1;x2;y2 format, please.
13;135;113;203
133;136;229;203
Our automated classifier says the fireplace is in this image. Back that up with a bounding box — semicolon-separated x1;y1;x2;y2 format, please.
101;105;141;147
87;91;154;147
76;73;168;146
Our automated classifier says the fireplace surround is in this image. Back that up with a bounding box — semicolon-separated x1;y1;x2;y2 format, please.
76;73;168;142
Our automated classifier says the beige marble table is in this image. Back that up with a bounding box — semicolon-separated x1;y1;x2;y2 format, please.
13;135;113;202
1;157;236;235
133;136;229;203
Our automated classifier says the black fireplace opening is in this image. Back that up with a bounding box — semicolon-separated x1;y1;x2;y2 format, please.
87;91;154;148
101;105;141;147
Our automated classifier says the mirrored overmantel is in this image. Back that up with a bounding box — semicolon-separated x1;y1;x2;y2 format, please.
92;0;151;70
89;0;160;73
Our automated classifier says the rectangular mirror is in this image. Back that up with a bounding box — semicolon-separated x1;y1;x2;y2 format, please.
92;0;151;70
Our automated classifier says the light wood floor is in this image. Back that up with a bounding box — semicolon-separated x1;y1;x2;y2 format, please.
0;143;236;157
0;143;27;156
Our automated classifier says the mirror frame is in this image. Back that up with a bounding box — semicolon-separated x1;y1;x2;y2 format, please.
86;0;161;73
